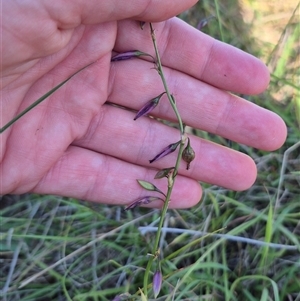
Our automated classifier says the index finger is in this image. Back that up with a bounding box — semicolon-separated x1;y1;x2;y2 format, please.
43;0;198;27
113;18;270;95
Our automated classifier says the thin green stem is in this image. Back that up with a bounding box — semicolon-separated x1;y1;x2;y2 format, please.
149;23;184;135
143;23;187;297
214;0;225;42
0;62;95;134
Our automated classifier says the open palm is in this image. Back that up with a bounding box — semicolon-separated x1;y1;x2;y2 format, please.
0;0;286;208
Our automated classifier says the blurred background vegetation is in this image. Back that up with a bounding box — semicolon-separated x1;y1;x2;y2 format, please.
1;1;299;300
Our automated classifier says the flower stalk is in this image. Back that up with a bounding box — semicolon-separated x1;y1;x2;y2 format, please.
149;23;185;136
116;23;195;299
142;23;188;297
0;61;96;134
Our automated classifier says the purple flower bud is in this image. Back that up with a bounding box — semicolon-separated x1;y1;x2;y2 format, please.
140;21;146;29
111;50;150;61
153;270;162;298
149;140;181;164
124;196;164;210
196;15;215;31
134;92;166;120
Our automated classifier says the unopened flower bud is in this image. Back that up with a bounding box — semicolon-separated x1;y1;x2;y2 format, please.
149;140;181;164
182;138;195;170
134;92;166;120
124;196;164;210
111;50;151;61
196;15;215;31
140;21;146;29
153;270;163;298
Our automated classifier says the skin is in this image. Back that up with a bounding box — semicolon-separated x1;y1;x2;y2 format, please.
0;0;287;208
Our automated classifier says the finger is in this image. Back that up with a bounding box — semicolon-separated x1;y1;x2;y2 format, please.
75;104;257;191
3;0;196;68
108;59;287;151
43;0;198;26
113;18;270;95
33;146;202;209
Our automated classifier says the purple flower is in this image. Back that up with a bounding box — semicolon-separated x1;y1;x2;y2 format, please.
124;196;164;211
153;270;162;298
149;140;181;164
111;50;152;61
134;92;166;120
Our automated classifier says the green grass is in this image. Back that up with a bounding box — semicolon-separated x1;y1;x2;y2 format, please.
1;1;300;300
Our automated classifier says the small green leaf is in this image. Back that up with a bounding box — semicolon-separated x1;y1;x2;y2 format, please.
137;180;166;196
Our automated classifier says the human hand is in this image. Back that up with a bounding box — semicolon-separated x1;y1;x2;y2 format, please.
0;0;286;208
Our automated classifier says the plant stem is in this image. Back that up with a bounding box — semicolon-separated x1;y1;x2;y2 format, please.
149;23;185;135
0;62;95;133
143;23;186;297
